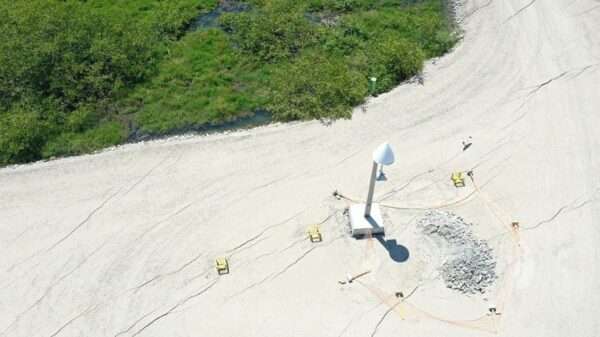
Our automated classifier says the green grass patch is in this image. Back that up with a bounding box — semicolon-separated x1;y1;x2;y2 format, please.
41;122;127;158
1;0;459;164
127;29;267;133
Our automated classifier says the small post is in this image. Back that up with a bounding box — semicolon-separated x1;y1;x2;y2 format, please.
512;221;521;245
488;305;500;332
395;292;406;320
364;161;379;217
369;77;378;97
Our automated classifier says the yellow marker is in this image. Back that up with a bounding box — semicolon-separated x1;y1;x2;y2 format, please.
307;224;322;242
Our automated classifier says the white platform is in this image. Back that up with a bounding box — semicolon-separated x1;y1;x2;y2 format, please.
349;203;385;236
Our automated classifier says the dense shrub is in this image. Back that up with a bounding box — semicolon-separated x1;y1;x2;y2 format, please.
362;35;426;92
0;1;161;111
0;0;458;164
322;17;369;55
267;55;367;121
133;30;266;133
41;122;127;158
0;1;163;163
0;105;52;164
220;0;323;62
351;3;458;57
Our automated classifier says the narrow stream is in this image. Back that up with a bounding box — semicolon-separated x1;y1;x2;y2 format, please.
190;0;252;30
136;1;272;141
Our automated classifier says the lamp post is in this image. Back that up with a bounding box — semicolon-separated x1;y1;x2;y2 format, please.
365;142;395;217
349;141;395;236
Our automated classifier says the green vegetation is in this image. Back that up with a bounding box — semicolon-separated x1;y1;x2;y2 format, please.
0;0;458;165
128;29;266;133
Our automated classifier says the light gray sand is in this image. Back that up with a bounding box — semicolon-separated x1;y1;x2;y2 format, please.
1;0;599;336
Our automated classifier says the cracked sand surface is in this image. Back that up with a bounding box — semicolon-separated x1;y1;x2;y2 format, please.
1;0;600;335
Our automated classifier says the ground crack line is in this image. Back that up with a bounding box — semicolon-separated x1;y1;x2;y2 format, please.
464;0;493;19
502;0;538;23
121;152;174;198
523;194;600;230
48;305;92;337
527;71;569;96
6;186;124;274
0;238;112;335
270;234;343;281
129;279;219;337
131;250;206;295
364;269;442;337
574;4;600;16
269;246;318;280
229;234;344;301
501;63;598;130
113;308;160;337
227;208;307;254
569;62;600;80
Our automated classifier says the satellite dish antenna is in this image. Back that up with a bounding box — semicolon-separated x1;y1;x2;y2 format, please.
372;141;395;166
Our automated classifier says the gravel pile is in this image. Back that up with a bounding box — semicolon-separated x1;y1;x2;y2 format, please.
418;210;497;294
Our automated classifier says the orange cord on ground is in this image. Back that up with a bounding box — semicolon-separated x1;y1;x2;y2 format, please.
337;174;523;333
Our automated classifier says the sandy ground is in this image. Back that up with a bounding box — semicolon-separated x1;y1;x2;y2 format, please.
2;0;600;336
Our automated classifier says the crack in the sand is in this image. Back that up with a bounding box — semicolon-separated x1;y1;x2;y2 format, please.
527;71;569;96
464;0;493;19
238;237;304;268
0;238;112;335
269;246;318;280
113;308;160;337
503;63;600;129
573;4;600;16
523;194;600;231
226;273;275;300
369;285;420;337
48;304;93;337
131;250;206;294
337;300;384;337
569;62;600;80
334;143;369;167
121;152;174;198
6;186;125;274
228;234;344;301
238;209;338;268
270;234;344;281
129;280;219;337
136;201;195;240
370;301;401;337
377;170;434;202
227;208;307;254
14;153;174;270
502;0;538;23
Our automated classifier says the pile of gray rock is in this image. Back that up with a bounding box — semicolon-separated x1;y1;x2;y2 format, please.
418;210;497;294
